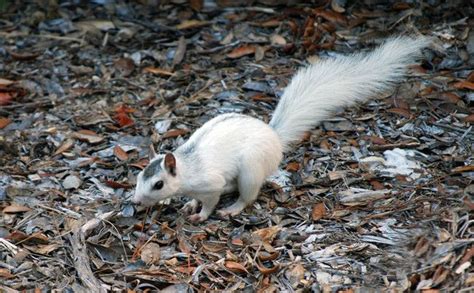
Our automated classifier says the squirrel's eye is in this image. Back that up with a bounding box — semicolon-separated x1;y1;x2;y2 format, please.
153;180;164;190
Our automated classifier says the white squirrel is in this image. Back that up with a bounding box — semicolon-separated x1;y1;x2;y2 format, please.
131;36;430;222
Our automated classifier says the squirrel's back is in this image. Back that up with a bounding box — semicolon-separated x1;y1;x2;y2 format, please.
177;113;282;180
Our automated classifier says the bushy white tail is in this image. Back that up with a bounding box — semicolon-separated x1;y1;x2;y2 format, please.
269;36;430;151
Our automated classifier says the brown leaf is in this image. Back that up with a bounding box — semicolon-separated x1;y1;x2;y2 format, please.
320;139;331;150
463;114;474;123
114;145;128;161
386;107;412;118
104;180;131;189
257;251;280;261
311;202;326;221
314;9;348;25
252;226;280;242
270;34;287;46
0;268;14;279
163;129;189;139
54;138;74;156
35;243;60;255
224;261;248;274
73;130;104;144
172;36;187;67
114;104;135;128
369;180;385;190
8;50;41;61
190;0;203;11
114;58;135;77
414;237;430;257
453;80;474;90
286;263;306;287
7;231;49;244
176;19;209;30
143;67;174;76
178;237;193;254
0;117;11;129
459;246;474;265
286;162;300;172
256;259;279;275
257;19;280;28
0;78;14;86
140;242;161;265
227;45;256;59
451;165;474;173
432;266;449;286
174;266;195;274
368;135;387;145
0;92;13;105
440;92;461;104
3;204;32;213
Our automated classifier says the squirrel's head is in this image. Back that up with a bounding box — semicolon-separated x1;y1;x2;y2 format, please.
131;152;181;207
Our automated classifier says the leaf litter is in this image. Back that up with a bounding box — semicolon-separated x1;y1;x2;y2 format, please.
0;1;473;292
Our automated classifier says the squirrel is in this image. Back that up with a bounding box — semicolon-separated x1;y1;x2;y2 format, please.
131;36;430;222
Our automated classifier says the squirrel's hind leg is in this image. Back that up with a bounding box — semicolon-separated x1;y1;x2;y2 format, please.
217;167;265;217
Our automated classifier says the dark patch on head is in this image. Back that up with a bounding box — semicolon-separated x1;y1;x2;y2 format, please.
143;158;163;179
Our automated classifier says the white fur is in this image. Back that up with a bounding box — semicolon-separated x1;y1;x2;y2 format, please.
132;36;430;222
270;36;430;151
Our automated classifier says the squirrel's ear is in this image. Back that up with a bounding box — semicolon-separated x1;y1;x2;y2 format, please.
164;153;176;176
149;144;157;160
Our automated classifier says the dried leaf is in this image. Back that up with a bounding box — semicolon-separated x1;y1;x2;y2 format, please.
3;204;32;213
311;203;326;221
114;145;128;161
227;45;256;59
163;129;189;139
172;36;186;66
8;50;41;61
73;130;104;144
286;162;300;172
54;138;74;156
285;263;306;288
225;261;248;274
104;180;131;189
0;117;11;129
252;226;280;242
143;67;174;76
190;0;203;11
35;243;60;255
451;165;474;173
256;259;279;275
453;80;474;90
176;20;209;30
315;9;348;25
387;107;412;118
114;58;135;77
113;104;135;128
463;114;474;123
0;268;14;279
140;242;161;265
0;92;13;105
0;78;14;86
270;34;286;46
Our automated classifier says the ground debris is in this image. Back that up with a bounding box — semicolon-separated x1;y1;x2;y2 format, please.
0;1;472;292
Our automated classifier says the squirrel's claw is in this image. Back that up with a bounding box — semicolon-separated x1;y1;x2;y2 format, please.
188;213;205;223
181;199;199;215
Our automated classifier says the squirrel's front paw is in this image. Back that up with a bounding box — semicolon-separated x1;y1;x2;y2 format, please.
181;199;199;215
188;213;207;223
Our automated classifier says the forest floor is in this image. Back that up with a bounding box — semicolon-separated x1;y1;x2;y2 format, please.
0;0;473;292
